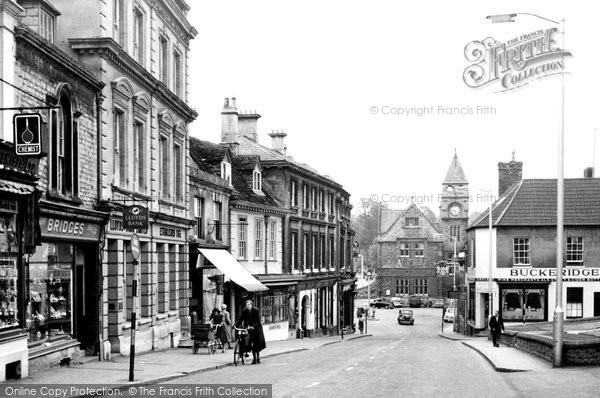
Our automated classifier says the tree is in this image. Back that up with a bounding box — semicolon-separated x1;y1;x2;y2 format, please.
352;199;387;272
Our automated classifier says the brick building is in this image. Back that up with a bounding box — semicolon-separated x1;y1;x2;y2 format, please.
466;163;600;332
1;0;106;379
374;154;469;300
44;0;198;355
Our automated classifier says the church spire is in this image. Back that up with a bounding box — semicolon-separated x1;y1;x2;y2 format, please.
443;152;468;184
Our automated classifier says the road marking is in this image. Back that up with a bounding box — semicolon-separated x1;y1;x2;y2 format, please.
346;367;354;371
305;382;320;388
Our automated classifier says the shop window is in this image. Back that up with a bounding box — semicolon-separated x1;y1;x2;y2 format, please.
26;243;73;343
0;204;19;331
513;238;530;265
566;237;583;265
567;287;583;318
260;293;287;324
501;288;545;321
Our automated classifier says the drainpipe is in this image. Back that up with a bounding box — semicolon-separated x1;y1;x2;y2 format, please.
264;217;269;274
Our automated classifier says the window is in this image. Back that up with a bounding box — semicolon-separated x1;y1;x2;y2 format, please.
566;287;583;318
400;243;409;257
160;136;169;198
253;169;262;191
174;143;183;202
133;121;146;193
113;108;127;188
302;233;308;271
238;217;247;259
405;217;419;227
0;206;18;331
415;278;428;295
329;193;335;214
50;94;77;196
312;187;317;210
194;197;204;238
396;279;409;295
259;293;287;324
291;179;298;206
255;220;263;259
303;184;309;209
173;50;183;97
213;202;222;241
220;161;232;184
269;221;276;260
311;235;317;271
566;237;583;264
415;242;424;257
113;0;125;47
159;35;169;83
329;236;334;266
291;232;298;271
513;238;530;265
133;7;144;64
320;235;326;268
40;9;55;43
319;190;325;212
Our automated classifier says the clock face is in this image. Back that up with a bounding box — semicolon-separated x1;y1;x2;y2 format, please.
449;205;461;217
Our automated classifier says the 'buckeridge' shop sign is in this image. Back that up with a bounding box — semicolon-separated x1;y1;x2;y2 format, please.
492;267;600;281
463;28;572;91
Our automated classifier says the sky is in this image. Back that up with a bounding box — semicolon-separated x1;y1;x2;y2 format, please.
186;0;599;216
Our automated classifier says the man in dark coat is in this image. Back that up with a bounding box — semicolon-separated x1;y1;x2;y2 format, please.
489;310;504;347
237;300;266;364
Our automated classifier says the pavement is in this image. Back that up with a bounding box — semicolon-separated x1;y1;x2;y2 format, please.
439;326;552;372
14;332;372;388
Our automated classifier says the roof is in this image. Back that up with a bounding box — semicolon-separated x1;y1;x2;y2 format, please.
376;204;442;242
230;156;280;208
443;153;468;184
189;137;230;175
469;178;600;228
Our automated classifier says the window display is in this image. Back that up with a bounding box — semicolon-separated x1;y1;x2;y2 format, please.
27;243;73;343
0;204;19;331
501;287;545;321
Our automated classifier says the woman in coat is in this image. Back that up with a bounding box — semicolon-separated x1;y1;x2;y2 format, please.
237;299;266;364
220;304;233;349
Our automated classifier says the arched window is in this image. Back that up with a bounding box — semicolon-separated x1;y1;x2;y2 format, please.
50;86;78;197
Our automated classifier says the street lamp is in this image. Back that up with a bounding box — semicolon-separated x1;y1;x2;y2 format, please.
477;188;494;326
486;12;566;367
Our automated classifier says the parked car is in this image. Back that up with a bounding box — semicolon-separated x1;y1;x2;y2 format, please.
390;297;409;308
432;298;445;308
444;307;455;323
370;298;394;309
397;309;415;325
408;295;422;308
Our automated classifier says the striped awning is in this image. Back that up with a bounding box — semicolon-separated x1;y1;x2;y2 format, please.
0;179;35;195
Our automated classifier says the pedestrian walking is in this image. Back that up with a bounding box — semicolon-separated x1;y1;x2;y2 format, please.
357;305;366;334
489;310;504;347
220;304;233;349
237;300;266;364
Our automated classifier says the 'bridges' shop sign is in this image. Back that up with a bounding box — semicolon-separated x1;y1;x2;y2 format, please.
463;27;572;91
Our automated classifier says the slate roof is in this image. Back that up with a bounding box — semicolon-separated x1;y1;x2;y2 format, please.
189;137;229;175
376;204;442;242
443;153;468;184
469;178;600;228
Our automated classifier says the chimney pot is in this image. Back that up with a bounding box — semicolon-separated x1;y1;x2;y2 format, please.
224;98;229;108
584;167;595;178
231;97;237;108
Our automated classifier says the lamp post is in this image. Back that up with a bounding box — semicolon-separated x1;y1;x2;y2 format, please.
452;236;457;291
486;12;565;367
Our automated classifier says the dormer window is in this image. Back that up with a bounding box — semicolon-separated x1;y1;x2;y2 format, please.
253;169;262;191
40;9;55;43
221;161;231;184
19;0;60;44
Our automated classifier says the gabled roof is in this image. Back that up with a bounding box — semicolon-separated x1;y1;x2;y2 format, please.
443;153;468;184
189;137;231;176
230;156;278;208
376;204;441;242
469;178;600;228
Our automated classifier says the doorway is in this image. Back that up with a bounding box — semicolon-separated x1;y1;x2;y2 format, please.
594;292;600;317
74;245;98;355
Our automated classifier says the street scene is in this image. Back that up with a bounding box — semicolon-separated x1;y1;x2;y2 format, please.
2;0;600;397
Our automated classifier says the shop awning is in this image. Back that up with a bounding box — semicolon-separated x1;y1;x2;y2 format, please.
199;248;268;292
0;179;35;195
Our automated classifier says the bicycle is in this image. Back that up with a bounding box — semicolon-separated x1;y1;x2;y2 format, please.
233;326;251;366
207;324;225;355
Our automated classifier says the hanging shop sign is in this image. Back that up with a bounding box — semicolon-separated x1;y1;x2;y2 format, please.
0;141;39;176
14;113;42;156
123;205;149;231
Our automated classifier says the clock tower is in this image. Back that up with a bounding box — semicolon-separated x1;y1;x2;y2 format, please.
440;152;469;246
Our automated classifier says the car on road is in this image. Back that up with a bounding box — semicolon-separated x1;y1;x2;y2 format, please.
444;307;455;323
370;298;394;309
397;309;414;325
390;297;409;308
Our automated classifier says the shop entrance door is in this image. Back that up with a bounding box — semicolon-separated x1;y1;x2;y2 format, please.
595;292;600;317
74;246;98;354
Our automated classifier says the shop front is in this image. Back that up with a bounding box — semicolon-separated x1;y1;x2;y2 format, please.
0;141;40;381
27;207;106;372
499;284;548;322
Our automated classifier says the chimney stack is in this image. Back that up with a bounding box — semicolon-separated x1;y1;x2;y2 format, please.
221;97;238;143
238;110;261;142
269;130;287;155
584;167;595;178
498;151;523;196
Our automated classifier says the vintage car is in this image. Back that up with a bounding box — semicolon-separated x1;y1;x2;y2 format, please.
390;297;409;308
397;309;415;325
370;298;394;309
